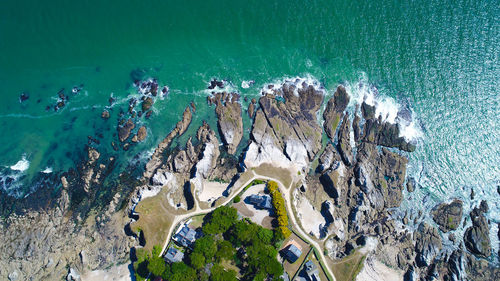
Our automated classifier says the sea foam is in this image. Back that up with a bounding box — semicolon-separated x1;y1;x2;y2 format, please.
345;77;423;142
10;155;30;172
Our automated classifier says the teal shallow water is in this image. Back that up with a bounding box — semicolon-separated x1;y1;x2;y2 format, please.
0;0;499;256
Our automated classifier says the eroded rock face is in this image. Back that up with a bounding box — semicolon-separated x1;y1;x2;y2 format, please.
414;223;443;267
323;85;349;139
464;201;491;258
245;80;324;170
432;199;463;232
209;92;243;154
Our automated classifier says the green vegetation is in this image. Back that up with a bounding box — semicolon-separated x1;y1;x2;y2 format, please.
243;179;266;192
134;205;285;281
267;181;291;239
233;195;241;203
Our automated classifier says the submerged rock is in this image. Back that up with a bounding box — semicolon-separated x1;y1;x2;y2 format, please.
432;199;463;232
101;110;110;120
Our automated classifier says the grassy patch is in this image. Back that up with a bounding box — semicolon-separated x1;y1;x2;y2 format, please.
253;164;293;188
330;250;366;281
131;188;185;252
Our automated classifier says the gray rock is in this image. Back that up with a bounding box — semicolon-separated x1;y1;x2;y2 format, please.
209;92;243;154
337;115;354;166
414;223;442;267
464;201;491;258
432;199;463;232
117;119;135;142
323;85;349;140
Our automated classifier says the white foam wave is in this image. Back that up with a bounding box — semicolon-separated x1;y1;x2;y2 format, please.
344;76;423;142
10;155;30;172
241;80;254;89
259;75;326;96
41;167;53;174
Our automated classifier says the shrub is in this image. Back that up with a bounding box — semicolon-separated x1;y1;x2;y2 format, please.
233;195;241;203
267;181;291;239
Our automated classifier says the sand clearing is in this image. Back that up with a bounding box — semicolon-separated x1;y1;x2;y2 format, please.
198;180;226;202
81;263;131;281
293;190;325;238
356;257;404;281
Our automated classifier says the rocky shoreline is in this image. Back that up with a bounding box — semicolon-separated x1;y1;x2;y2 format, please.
0;77;498;281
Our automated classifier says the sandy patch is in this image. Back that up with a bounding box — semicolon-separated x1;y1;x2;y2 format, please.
198;180;226;202
81;263;131;281
356;256;404;281
293;189;325;238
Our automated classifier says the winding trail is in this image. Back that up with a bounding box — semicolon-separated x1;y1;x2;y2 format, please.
158;169;337;281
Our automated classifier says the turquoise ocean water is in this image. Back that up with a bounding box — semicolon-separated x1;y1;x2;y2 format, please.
0;0;498;258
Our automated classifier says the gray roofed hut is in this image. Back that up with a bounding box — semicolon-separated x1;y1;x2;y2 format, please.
247;194;273;210
284;244;302;263
164;247;184;263
174;225;197;248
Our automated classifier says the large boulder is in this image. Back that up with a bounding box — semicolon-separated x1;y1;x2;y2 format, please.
414;223;442;267
432;199;463;232
464;201;491;258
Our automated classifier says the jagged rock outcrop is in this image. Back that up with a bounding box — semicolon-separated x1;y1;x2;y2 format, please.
360;102;416;152
209;92;243;154
464;201;491;258
317;143;341;173
414;223;442;267
144;106;192;179
337;114;354;166
323;85;349;139
432;199;463;232
245;80;324;170
80;147;100;193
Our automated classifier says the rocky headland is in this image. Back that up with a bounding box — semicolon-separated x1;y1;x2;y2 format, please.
0;77;498;281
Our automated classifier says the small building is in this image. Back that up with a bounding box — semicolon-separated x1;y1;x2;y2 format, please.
304;260;321;281
247;194;273;210
164;247;184;263
174;225;197;248
284;244;302;263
